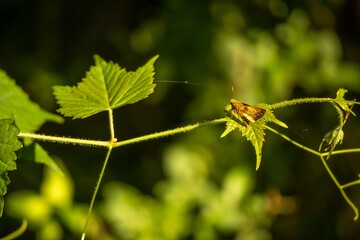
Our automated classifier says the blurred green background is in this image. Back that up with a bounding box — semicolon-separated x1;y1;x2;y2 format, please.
1;0;360;239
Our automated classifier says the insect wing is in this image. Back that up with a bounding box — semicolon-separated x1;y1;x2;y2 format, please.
229;99;266;126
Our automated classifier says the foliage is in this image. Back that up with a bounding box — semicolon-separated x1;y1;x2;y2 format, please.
1;54;360;240
0;70;62;132
53;55;158;120
221;103;287;170
0;119;22;217
1;1;360;239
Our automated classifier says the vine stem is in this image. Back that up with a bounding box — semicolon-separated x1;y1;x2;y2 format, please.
17;132;109;147
269;97;341;109
113;118;227;147
82;108;117;240
17;117;227;240
264;126;320;156
17;118;228;148
108;108;116;142
81;146;113;240
265;125;359;220
319;155;359;220
0;219;28;240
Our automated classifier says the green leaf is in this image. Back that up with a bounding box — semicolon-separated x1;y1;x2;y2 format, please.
0;70;63;132
0;119;22;216
259;104;288;129
319;125;344;160
53;55;158;119
222;106;265;170
223;118;265;170
222;103;287;170
220;119;237;138
335;88;356;116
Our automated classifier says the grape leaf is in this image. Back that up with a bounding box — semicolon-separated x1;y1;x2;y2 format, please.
222;103;287;170
335;88;356;116
0;70;65;172
0;70;63;132
222;117;265;170
0;119;22;216
53;55;158;119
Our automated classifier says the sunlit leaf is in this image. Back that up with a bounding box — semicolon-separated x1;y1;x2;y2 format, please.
0;119;22;216
0;70;63;132
222;102;287;170
335;88;356;116
222;106;265;170
319;125;344;160
53;55;158;119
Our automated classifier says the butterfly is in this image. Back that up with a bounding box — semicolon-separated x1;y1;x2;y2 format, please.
230;99;266;126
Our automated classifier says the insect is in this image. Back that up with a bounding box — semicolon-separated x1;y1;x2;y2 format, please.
230;99;266;126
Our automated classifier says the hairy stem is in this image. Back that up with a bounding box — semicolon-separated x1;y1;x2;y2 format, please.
266;125;359;220
264;126;320;156
17;132;109;147
319;155;359;220
18;119;227;148
108;109;116;142
81;146;113;240
113;118;227;147
269;97;335;109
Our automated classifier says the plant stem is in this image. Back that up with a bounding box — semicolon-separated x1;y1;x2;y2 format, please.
113;118;227;148
264;126;320;156
108;109;116;142
17;132;109;147
81;146;113;240
319;155;359;220
0;219;28;240
18;118;228;149
321;148;360;156
269;97;335;109
341;179;360;189
266;125;359;220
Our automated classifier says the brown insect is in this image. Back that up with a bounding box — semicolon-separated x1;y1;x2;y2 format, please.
230;99;266;126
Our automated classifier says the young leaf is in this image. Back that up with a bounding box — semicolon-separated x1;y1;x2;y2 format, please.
220;119;237;138
261;104;288;129
319;125;344;160
0;70;63;132
53;55;158;119
222;117;265;170
222;102;287;170
0;119;22;216
335;88;356;116
222;103;265;170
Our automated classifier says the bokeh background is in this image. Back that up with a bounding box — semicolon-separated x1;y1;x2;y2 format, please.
1;0;360;239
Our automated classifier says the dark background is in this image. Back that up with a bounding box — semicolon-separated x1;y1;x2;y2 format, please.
1;0;360;239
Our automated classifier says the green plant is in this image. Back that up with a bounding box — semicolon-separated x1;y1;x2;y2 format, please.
0;55;359;239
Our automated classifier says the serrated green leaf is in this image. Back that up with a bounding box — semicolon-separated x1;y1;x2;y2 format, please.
242;119;265;170
222;102;287;170
0;70;63;132
220;119;237;138
319;125;344;160
335;88;356;116
222;116;265;170
232;118;265;171
258;104;288;128
53;55;158;119
0;119;22;216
